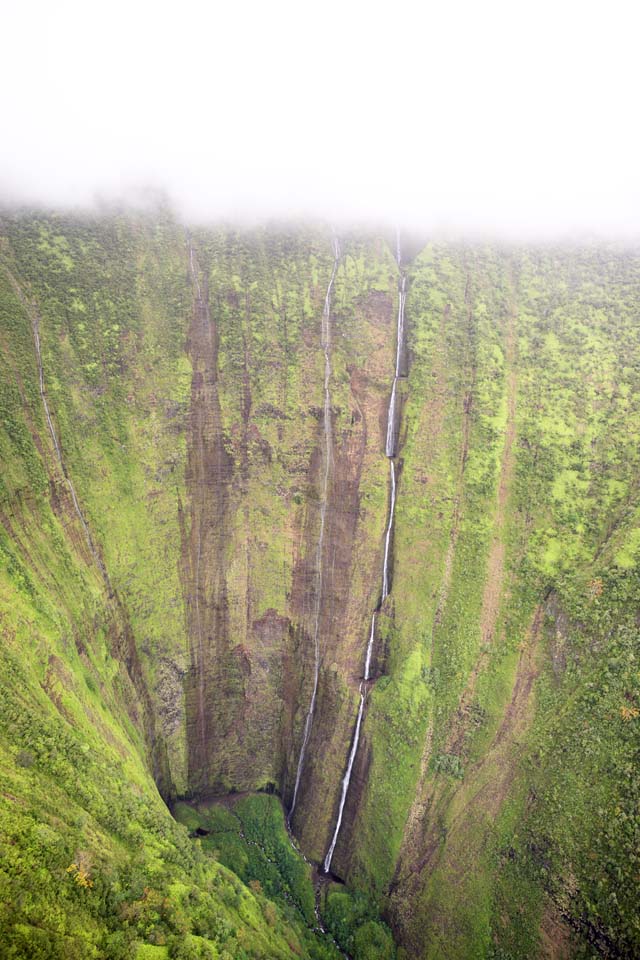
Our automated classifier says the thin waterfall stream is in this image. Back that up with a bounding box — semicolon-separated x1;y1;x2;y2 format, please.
187;239;208;754
381;460;396;601
289;237;341;820
323;239;407;874
385;275;406;457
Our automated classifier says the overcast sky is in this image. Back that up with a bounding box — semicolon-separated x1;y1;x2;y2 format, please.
2;0;638;235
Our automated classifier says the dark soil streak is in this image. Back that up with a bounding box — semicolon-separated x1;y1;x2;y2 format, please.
446;289;518;757
183;242;240;793
390;603;543;956
288;353;369;839
393;280;478;891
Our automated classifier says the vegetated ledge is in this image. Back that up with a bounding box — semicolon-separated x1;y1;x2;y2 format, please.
173;790;397;959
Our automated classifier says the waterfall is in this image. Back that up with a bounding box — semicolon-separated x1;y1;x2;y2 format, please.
323;688;365;872
290;236;341;820
363;612;377;682
382;461;396;601
385;275;406;457
323;607;377;873
323;237;408;873
187;241;208;752
189;240;202;302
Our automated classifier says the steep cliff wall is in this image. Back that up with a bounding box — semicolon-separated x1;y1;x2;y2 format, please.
1;213;639;958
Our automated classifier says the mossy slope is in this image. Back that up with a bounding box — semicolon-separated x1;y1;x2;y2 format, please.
1;212;639;958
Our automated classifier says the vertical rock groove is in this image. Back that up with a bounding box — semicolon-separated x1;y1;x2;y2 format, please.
289;236;341;820
385;274;407;458
4;267;108;582
3;261;171;796
323;238;408;873
184;239;238;791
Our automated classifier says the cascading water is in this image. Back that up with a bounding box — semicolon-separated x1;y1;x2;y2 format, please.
382;461;396;601
323;610;377;872
189;240;202;302
323;237;407;874
187;240;208;752
385;275;406;458
289;237;341;820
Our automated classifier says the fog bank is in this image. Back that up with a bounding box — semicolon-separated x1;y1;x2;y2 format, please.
2;0;639;237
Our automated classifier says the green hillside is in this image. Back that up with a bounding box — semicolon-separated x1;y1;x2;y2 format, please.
0;209;638;958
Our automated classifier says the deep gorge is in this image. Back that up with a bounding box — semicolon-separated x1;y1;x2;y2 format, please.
1;209;639;959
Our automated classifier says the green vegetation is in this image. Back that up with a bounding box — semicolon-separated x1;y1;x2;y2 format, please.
174;796;316;926
323;887;395;960
0;209;639;958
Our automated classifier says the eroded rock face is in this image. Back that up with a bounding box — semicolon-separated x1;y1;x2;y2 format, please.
172;232;408;868
179;232;400;860
285;293;397;859
5;215;640;958
182;250;242;793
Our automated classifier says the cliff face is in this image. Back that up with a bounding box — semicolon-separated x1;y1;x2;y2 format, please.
176;229;400;836
1;212;640;959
